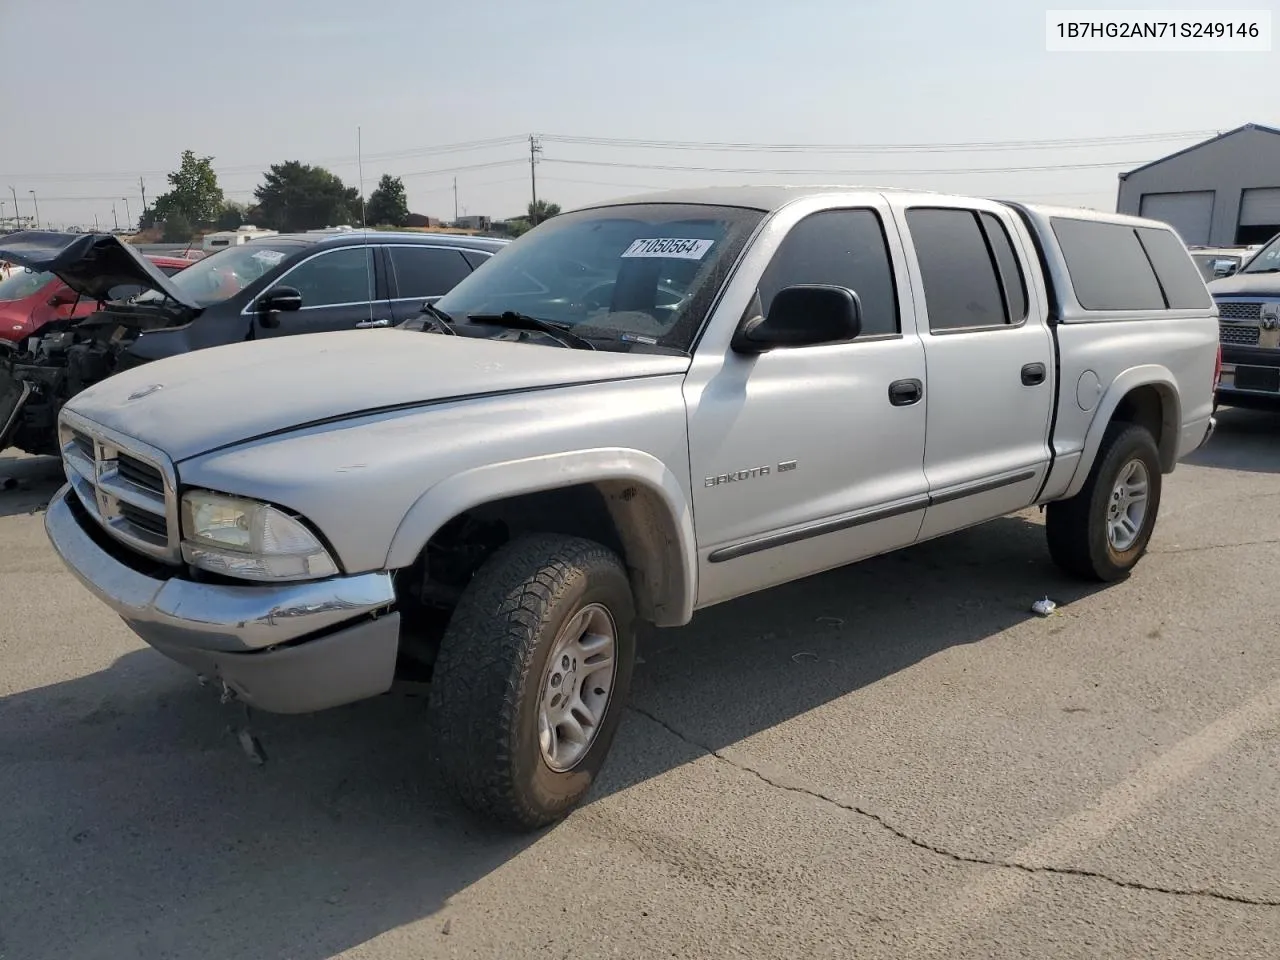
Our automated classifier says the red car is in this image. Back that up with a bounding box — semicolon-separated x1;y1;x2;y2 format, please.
0;254;192;344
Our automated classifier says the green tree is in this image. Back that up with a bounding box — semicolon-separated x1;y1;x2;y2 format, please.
252;162;360;232
152;150;224;224
365;174;409;227
527;199;561;226
161;212;193;243
216;201;247;231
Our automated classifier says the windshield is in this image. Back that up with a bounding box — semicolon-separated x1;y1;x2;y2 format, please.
1241;235;1280;273
135;241;304;307
0;266;54;301
431;203;765;351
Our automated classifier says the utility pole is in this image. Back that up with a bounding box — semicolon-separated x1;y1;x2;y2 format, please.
8;186;18;228
94;213;100;232
29;190;39;229
112;204;118;231
453;177;458;222
357;125;367;228
529;134;541;226
122;197;132;232
139;175;147;216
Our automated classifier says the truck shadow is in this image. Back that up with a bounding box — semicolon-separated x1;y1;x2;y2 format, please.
1183;405;1280;475
0;512;1105;959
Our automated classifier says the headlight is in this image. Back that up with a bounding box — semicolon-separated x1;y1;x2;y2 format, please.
180;491;339;582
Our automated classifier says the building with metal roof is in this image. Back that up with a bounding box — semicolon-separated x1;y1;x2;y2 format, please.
1115;123;1280;247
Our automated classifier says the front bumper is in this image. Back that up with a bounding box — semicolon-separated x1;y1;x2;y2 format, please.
45;484;401;713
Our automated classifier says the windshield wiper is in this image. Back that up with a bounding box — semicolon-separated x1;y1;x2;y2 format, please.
419;301;458;335
466;311;597;351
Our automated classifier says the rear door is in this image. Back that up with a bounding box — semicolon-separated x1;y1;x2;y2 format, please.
256;244;388;337
891;199;1055;541
383;244;477;324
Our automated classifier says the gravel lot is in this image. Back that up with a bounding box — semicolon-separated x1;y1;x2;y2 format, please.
2;408;1279;959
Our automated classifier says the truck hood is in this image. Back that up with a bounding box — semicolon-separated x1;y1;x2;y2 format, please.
1208;272;1280;298
0;231;200;309
64;329;692;461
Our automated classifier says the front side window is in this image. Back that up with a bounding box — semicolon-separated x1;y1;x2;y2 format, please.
757;208;900;337
0;267;54;301
272;246;375;308
432;202;765;351
388;246;472;299
906;208;1012;331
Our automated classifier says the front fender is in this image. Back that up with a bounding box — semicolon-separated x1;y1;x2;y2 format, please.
385;447;699;626
1062;364;1181;500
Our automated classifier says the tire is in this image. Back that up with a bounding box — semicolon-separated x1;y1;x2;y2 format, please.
1045;421;1162;582
426;533;637;830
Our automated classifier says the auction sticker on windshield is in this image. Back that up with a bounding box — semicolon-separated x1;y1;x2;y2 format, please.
251;249;287;265
621;238;715;260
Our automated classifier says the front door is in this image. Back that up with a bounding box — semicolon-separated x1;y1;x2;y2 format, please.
257;244;389;337
890;200;1055;541
684;202;930;607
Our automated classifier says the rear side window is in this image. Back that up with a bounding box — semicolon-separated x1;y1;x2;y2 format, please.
757;208;900;337
1050;218;1165;311
388;246;473;299
1135;227;1212;309
906;208;1012;331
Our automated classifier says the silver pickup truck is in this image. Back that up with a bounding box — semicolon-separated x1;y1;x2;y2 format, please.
43;187;1219;829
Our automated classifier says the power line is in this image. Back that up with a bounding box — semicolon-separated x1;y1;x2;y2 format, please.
0;135;529;183
542;156;1150;177
539;129;1217;154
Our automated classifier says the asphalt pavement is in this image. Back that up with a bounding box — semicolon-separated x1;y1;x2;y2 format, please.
2;408;1279;959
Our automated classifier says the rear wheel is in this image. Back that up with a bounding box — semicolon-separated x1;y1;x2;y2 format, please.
426;533;636;829
1046;422;1162;581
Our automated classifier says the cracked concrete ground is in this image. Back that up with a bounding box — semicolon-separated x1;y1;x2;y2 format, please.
2;405;1279;959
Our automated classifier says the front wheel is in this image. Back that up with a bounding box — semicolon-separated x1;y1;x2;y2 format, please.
1045;422;1163;581
426;533;637;829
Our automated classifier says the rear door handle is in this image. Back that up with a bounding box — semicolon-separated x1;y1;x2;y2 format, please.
888;378;923;406
1021;362;1047;386
356;318;391;329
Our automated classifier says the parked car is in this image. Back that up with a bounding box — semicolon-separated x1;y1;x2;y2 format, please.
1206;230;1280;408
0;229;509;454
0;253;191;344
42;187;1217;829
1187;244;1262;282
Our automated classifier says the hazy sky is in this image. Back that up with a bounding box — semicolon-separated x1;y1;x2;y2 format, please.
2;0;1276;229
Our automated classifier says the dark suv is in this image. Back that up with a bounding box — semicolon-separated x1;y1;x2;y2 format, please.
0;229;508;455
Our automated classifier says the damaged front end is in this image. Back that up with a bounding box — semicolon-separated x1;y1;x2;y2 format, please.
0;232;198;455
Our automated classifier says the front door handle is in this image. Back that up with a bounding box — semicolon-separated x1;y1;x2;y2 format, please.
888;378;923;406
1021;362;1047;386
355;317;391;329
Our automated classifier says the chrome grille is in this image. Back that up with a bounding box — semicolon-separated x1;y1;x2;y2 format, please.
1217;301;1263;321
1220;323;1261;346
58;410;181;563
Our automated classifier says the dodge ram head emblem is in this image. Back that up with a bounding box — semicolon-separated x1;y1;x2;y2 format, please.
127;384;164;401
1261;303;1280;330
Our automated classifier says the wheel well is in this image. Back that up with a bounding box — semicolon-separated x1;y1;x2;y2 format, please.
395;481;687;673
1110;383;1178;471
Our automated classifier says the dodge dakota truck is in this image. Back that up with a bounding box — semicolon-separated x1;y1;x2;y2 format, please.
43;187;1219;829
1207;230;1280;408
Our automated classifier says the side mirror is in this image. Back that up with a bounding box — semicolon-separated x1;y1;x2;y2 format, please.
256;285;302;328
730;284;862;355
48;288;79;307
1212;259;1238;277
